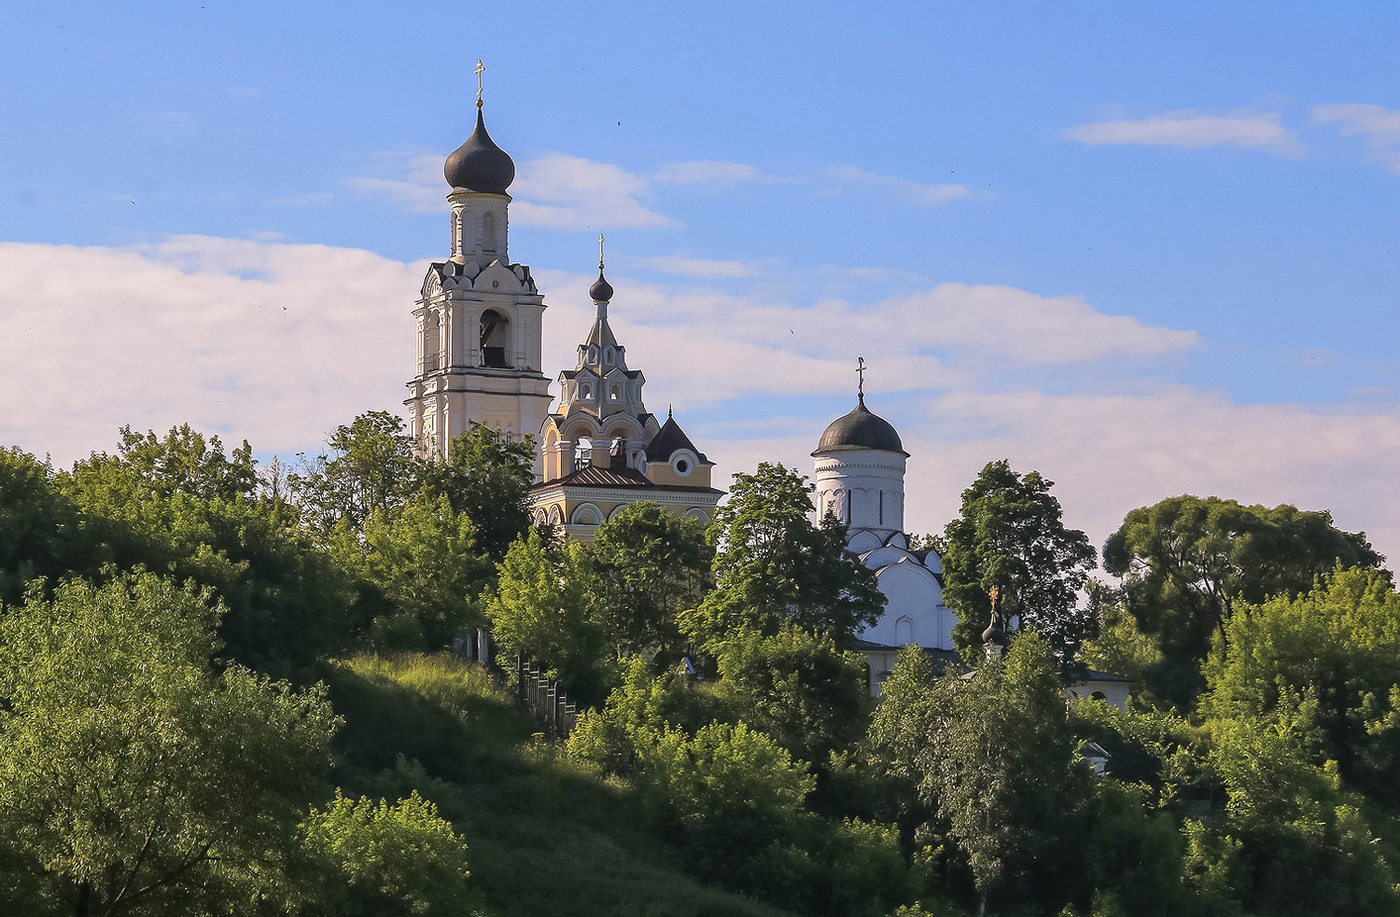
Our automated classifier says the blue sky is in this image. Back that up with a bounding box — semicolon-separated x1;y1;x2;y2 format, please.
2;1;1398;559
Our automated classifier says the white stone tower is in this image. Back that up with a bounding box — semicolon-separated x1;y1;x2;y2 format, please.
404;69;551;473
811;363;908;542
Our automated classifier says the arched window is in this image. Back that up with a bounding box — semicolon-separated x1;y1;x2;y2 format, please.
482;211;497;252
609;384;620;401
895;616;915;645
480;309;509;368
451;211;462;254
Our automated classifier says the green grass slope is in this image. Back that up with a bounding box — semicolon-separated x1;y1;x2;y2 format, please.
319;653;794;917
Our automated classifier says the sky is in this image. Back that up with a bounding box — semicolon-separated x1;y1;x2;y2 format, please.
2;0;1398;563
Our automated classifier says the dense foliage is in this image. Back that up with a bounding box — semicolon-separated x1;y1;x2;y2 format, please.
2;422;1397;916
942;460;1097;665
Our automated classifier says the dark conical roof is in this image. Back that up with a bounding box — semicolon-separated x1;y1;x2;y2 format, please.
646;412;709;463
589;269;614;303
444;107;515;194
813;395;906;455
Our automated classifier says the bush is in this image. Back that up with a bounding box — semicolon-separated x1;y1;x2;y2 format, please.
301;790;472;917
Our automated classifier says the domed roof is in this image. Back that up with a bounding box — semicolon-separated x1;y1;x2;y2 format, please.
589;269;613;303
444;107;515;194
814;396;906;455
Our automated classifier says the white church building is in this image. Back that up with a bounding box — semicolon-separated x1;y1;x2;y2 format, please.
404;71;1128;705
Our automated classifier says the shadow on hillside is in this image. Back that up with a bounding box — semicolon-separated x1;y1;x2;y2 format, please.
319;653;792;917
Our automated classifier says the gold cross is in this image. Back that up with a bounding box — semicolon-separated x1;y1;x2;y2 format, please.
475;59;485;108
598;233;605;271
856;356;866;399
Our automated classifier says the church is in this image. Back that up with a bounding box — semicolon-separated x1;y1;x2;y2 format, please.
402;84;721;541
404;82;1128;704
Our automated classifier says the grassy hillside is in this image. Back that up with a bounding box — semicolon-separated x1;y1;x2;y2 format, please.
320;653;795;917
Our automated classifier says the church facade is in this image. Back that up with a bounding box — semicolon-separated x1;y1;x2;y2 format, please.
810;387;958;692
404;97;552;475
404;81;1127;704
406;90;721;539
527;259;723;540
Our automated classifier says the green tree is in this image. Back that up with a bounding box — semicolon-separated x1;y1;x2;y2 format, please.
718;623;870;764
0;447;95;603
1199;715;1400;917
1203;567;1400;810
340;492;493;651
291;411;416;534
1103;495;1384;709
415;423;536;563
300;791;472;917
584;501;712;661
56;426;354;670
683;463;884;652
636;721;816;890
0;572;339;916
485;529;610;696
943;460;1097;666
865;635;1093;915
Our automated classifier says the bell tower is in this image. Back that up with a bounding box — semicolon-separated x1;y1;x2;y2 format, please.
404;63;552;474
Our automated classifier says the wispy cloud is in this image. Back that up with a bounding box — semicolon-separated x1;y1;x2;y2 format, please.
629;255;759;279
1064;110;1301;154
652;161;779;187
0;236;1395;561
512;153;677;230
1312;103;1400;173
269;192;334;207
812;165;973;207
348;149;973;227
654;159;972;208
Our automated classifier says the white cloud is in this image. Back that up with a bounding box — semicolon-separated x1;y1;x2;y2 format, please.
813;165;973;207
346;150;973;229
344;153;443;214
629;255;758;279
1312;103;1400;173
0;237;419;461
1064;110;1301;154
652;161;776;187
4;237;1391;562
702;388;1400;566
512;153;677;230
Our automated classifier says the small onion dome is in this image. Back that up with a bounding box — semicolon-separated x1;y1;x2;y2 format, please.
813;395;906;455
589;269;614;303
981;610;1006;647
444;108;515;194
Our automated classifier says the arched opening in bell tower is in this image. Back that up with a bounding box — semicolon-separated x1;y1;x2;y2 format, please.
480;309;510;368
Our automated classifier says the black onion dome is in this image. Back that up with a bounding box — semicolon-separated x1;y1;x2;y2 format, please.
589;270;614;302
444;108;515;193
813;396;906;455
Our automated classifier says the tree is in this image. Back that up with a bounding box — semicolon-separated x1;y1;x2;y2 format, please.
415;423;536;563
1203;567;1400;810
344;492;492;651
943;460;1096;665
717;623;870;764
584;501;712;661
0;572;340;916
484;529;610;697
0;447;94;604
1103;495;1384;709
300;791;472;917
865;635;1093;915
290;411;416;534
55;426;355;671
682;463;884;652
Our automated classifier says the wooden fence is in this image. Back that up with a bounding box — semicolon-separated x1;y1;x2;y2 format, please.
514;654;580;737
